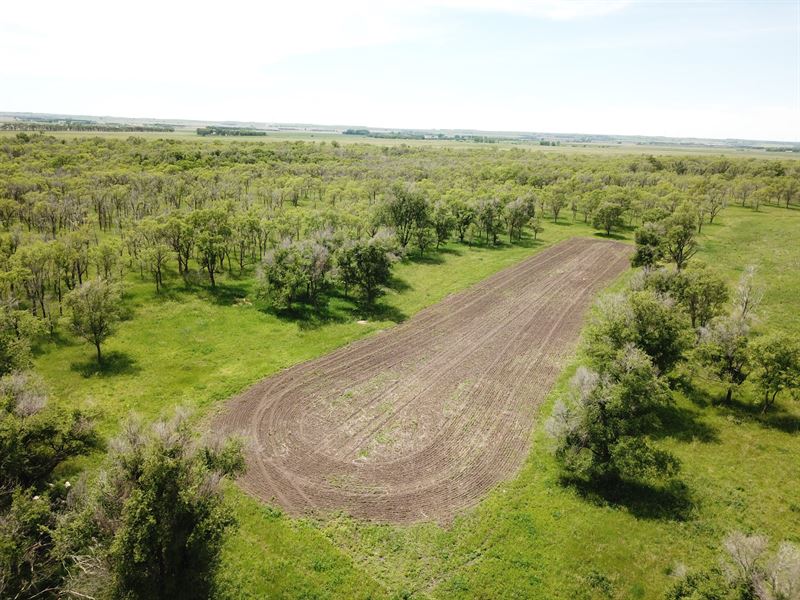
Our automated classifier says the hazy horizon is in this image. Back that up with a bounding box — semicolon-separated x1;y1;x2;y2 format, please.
5;108;799;144
3;1;799;141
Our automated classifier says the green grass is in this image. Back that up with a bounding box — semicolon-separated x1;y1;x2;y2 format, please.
35;220;606;434
35;205;800;599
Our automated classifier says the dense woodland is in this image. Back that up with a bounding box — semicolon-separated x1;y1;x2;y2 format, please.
1;133;799;598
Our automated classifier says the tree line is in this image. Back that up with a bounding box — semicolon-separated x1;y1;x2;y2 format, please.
547;204;799;500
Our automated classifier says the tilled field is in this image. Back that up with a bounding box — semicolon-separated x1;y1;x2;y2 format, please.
216;238;632;522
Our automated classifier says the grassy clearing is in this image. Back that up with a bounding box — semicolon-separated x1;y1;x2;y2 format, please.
33;217;612;596
219;205;799;600
35;205;799;599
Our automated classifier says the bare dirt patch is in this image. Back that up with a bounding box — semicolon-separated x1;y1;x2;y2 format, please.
216;238;632;523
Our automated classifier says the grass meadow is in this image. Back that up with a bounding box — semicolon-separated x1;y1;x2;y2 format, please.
35;204;800;599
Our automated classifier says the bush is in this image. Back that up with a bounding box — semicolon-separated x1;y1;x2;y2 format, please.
59;409;245;599
546;346;679;482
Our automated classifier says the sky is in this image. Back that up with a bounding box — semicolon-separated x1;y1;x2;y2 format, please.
1;0;799;141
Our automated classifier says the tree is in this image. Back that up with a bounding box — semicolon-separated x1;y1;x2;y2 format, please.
163;214;194;276
90;238;122;280
475;198;503;244
750;334;800;413
190;208;231;287
670;262;729;329
0;371;99;498
734;265;764;321
546;346;679;482
299;239;333;307
662;209;698;271
58;410;244;600
383;184;428;248
592;201;625;236
447;196;475;244
547;189;567;222
0;298;43;376
65;278;123;364
667;531;800;600
587;290;692;375
431;201;455;248
631;221;664;268
334;231;400;303
143;243;172;293
705;189;726;224
413;224;436;257
0;372;99;599
695;315;751;404
259;241;307;310
503;198;529;242
530;217;544;240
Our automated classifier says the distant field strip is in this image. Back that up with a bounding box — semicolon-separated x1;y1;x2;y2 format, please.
217;238;632;522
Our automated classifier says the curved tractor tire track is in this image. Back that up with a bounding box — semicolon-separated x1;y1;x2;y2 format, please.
216;238;632;523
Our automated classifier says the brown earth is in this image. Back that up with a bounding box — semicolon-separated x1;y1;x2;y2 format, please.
216;237;632;523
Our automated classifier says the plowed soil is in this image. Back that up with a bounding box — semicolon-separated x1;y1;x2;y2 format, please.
216;238;632;523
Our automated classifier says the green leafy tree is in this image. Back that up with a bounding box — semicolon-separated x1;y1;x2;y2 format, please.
383;184;428;248
142;243;172;293
546;346;679;482
0;298;44;376
669;262;730;329
530;217;544;240
58;410;244;600
448;197;476;243
0;372;99;599
503;197;530;242
546;188;567;222
592;201;625;235
260;242;308;310
475;198;503;245
587;290;692;375
662;209;698;271
431;200;455;248
750;334;800;413
163;214;194;276
90;237;122;280
334;231;400;303
631;222;665;268
65;278;123;364
190;208;231;287
695;316;751;404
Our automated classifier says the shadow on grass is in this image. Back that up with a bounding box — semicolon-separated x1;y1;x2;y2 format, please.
386;275;411;293
262;289;408;330
720;398;800;435
564;475;694;521
593;231;628;241
680;375;800;434
203;282;252;306
355;299;407;323
70;351;141;378
406;251;447;265
676;378;718;409
267;299;349;331
652;403;720;444
32;328;78;354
